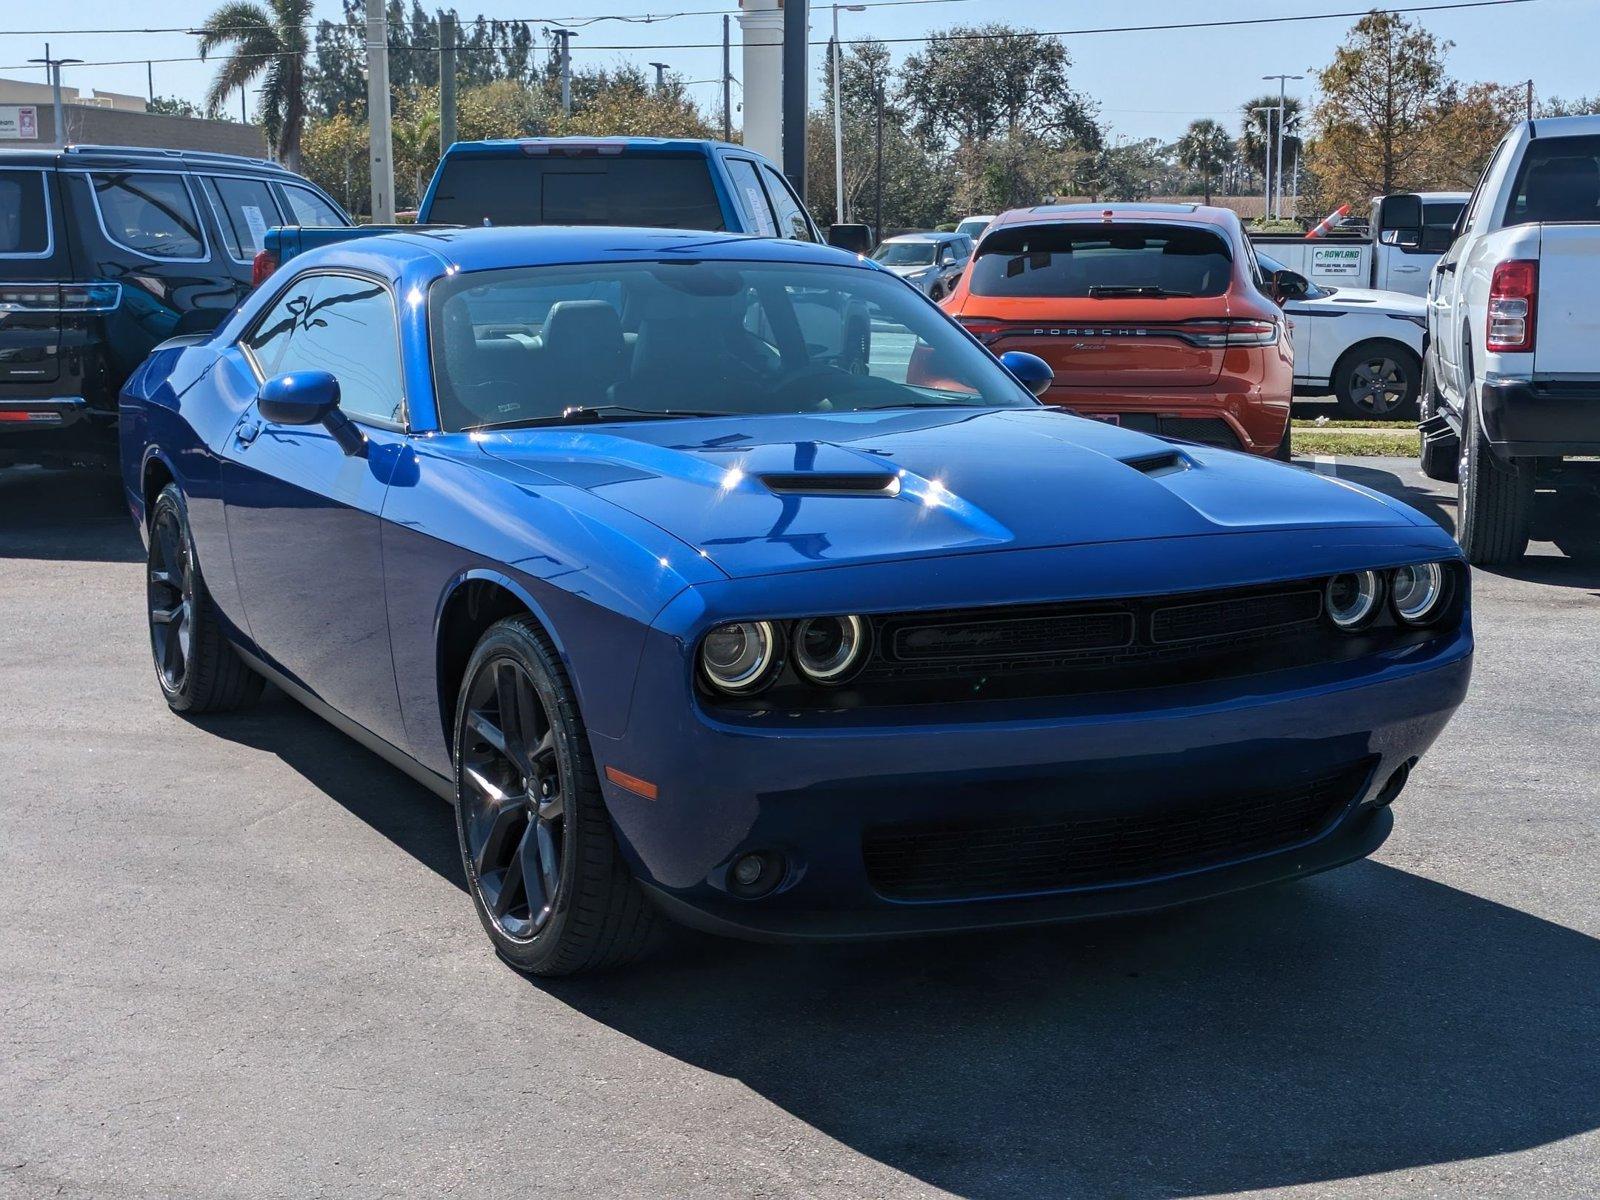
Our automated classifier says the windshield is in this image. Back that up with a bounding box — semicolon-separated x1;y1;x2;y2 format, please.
956;218;991;240
425;155;726;230
1255;251;1330;299
429;259;1037;431
872;242;937;266
970;222;1234;298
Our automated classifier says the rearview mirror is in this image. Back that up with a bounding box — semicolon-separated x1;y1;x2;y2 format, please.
999;351;1054;398
257;371;366;456
826;223;874;255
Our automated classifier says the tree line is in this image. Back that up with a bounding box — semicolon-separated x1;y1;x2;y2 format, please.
197;1;1599;226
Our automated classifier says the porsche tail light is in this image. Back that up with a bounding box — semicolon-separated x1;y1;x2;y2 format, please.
957;318;1007;344
251;249;279;288
1178;318;1280;348
1487;259;1537;353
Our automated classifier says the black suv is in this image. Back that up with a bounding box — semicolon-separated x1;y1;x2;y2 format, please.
0;144;350;468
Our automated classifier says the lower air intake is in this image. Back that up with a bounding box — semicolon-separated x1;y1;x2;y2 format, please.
862;762;1371;901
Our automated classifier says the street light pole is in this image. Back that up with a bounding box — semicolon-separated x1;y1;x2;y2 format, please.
649;62;669;92
1262;73;1302;220
551;28;577;116
28;45;83;147
721;15;732;142
831;4;865;225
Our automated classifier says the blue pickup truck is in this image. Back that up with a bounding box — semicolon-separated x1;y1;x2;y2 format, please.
257;137;868;280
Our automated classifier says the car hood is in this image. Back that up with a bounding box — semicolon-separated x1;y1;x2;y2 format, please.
480;407;1424;578
1298;286;1425;316
879;262;935;278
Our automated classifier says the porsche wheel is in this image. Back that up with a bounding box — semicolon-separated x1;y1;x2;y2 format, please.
1333;343;1420;421
454;615;659;976
147;483;264;714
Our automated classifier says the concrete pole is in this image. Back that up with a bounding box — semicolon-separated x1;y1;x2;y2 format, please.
650;62;668;92
735;0;784;162
722;15;732;142
367;8;396;222
552;30;576;116
440;12;457;155
831;26;844;223
782;0;807;193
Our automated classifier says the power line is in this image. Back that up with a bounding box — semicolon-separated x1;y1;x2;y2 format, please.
0;0;1552;71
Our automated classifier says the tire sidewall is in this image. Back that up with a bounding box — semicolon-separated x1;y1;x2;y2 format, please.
148;485;198;711
452;620;587;972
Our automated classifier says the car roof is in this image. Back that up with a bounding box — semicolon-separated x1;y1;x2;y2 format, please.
989;202;1239;231
306;225;871;277
0;142;288;174
440;136;741;158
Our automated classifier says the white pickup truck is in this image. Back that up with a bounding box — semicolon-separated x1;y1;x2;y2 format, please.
1420;114;1600;564
1249;191;1467;298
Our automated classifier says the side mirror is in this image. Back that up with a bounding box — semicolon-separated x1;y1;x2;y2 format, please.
1377;193;1423;248
827;223;874;255
999;350;1054;398
257;370;366;456
1273;270;1310;302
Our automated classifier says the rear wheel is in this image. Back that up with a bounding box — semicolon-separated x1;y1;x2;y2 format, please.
1333;342;1421;421
147;484;264;713
1456;387;1532;565
453;615;659;976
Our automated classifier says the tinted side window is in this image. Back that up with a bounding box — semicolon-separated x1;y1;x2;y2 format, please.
725;159;778;237
279;184;348;228
89;172;205;260
0;170;50;255
759;166;817;242
255;275;403;424
202;175;282;260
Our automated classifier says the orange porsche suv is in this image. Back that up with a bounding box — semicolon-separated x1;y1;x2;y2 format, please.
941;204;1294;458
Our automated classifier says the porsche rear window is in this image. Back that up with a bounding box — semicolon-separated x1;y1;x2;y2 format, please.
969;223;1233;298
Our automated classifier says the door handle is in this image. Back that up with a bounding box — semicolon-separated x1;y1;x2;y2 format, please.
1394;265;1421;273
235;420;260;447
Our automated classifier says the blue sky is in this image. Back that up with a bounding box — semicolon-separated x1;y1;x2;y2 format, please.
2;0;1592;143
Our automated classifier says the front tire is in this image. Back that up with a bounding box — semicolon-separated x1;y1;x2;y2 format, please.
1333;342;1420;421
146;483;264;714
453;615;659;976
1417;356;1459;483
1456;387;1532;565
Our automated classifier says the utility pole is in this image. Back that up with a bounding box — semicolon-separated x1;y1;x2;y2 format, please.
551;28;576;116
439;11;457;154
829;6;864;225
366;6;395;222
1262;73;1301;220
240;85;247;124
781;0;807;194
147;61;153;105
1253;106;1275;224
29;45;81;147
649;62;669;92
873;78;883;243
721;15;732;142
1524;79;1534;119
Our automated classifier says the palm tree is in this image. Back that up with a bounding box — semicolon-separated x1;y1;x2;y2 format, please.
1239;94;1304;185
1176;118;1234;204
196;0;312;171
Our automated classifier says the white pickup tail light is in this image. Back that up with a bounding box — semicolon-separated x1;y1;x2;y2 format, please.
1487;259;1537;353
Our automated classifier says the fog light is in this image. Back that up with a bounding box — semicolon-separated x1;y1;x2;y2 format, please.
728;851;783;898
1373;759;1414;807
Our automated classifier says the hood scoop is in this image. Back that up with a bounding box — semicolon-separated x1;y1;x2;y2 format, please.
758;471;902;497
1121;449;1192;478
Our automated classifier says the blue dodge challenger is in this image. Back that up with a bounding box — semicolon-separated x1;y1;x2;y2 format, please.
119;227;1473;975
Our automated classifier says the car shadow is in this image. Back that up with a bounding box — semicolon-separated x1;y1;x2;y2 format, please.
0;465;143;563
197;693;1600;1197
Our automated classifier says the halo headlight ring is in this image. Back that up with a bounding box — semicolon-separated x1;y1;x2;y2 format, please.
1390;562;1450;625
792;615;871;686
1325;570;1384;631
699;620;782;695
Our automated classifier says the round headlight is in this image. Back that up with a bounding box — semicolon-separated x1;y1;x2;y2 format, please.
700;621;780;694
792;615;869;685
1391;562;1448;625
1325;570;1383;630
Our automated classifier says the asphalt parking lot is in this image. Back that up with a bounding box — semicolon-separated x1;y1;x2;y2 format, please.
3;452;1598;1200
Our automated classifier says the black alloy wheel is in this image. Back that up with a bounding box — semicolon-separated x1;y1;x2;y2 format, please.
145;484;263;713
453;616;660;975
459;656;567;941
1334;344;1421;420
148;503;195;694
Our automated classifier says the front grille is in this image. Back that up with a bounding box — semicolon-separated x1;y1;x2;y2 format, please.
1151;589;1321;644
891;609;1133;662
862;763;1370;901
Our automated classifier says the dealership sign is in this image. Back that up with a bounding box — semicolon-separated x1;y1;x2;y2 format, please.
0;106;40;140
1311;246;1363;278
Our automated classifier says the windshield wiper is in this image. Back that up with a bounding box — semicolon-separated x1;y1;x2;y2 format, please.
1086;285;1193;298
468;405;730;432
851;401;994;411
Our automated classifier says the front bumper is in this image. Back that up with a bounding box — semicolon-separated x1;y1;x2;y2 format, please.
1480;378;1600;458
597;604;1471;942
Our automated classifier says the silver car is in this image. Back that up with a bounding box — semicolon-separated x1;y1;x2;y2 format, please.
870;232;973;301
